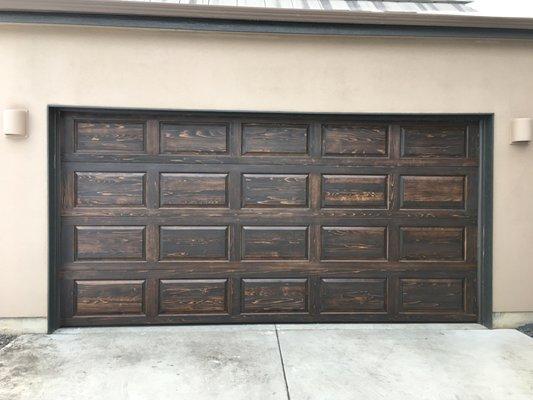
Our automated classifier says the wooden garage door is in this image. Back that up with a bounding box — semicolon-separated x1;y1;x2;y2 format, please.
57;110;479;326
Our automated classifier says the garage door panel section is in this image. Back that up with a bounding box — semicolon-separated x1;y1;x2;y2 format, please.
75;226;146;261
400;227;465;261
160;173;228;207
399;278;465;313
400;176;466;210
322;124;388;157
160;122;229;154
321;227;388;261
242;279;308;313
75;172;146;207
242;226;308;260
58;111;480;326
75;120;147;153
159;226;229;260
159;279;228;315
242;123;309;155
322;175;388;208
242;174;308;208
319;278;387;313
74;280;146;316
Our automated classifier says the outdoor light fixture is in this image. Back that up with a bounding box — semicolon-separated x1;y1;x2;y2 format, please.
510;118;533;144
2;109;28;136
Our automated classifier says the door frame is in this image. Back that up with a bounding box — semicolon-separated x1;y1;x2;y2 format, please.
47;107;494;332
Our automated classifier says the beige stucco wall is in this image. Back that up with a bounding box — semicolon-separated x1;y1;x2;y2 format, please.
0;23;532;319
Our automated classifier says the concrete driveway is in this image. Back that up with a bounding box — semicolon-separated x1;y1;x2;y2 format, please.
0;324;532;400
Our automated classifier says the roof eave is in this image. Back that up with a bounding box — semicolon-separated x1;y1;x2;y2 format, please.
1;0;533;33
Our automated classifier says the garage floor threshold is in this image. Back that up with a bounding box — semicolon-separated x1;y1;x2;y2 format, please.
0;324;532;400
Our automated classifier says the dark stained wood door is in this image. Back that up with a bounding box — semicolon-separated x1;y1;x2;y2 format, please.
58;110;479;326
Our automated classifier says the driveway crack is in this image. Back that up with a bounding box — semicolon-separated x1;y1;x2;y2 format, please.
275;325;291;400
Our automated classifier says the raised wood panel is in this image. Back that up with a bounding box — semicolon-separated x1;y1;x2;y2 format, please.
319;278;387;313
75;121;145;153
160;226;228;260
160;123;228;154
401;176;465;209
75;226;145;260
400;278;464;312
242;227;308;260
401;125;467;158
160;173;228;207
242;174;308;208
322;124;388;157
400;227;465;261
322;175;388;208
75;172;145;207
159;279;228;315
242;279;308;313
74;280;145;316
321;227;387;261
242;124;308;155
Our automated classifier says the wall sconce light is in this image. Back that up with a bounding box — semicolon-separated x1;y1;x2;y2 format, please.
510;118;533;144
2;109;28;137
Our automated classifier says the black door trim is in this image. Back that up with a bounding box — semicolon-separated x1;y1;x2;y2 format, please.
47;107;493;332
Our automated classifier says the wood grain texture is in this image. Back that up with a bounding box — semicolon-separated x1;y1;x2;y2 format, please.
320;278;387;313
160;226;228;260
242;279;308;313
321;227;387;260
242;124;308;155
160;173;228;207
401;125;467;158
75;226;145;260
242;226;308;260
400;227;465;261
160;123;228;154
159;279;228;314
400;278;464;312
74;280;145;316
58;111;481;326
75;121;145;153
401;175;465;209
322;124;388;156
75;172;145;207
242;174;308;207
322;175;387;208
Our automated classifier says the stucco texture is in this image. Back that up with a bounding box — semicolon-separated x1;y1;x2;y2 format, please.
0;24;532;318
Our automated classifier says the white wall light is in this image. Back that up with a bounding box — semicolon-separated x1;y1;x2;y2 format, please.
2;109;28;137
510;118;533;144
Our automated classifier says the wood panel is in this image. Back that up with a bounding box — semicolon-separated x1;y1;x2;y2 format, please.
319;278;387;313
58;111;481;327
74;280;145;316
321;227;387;260
160;173;228;207
322;175;387;208
322;124;388;157
242;226;308;260
160;123;228;154
242;174;308;207
75;121;146;153
401;125;467;158
242;124;308;155
75;172;145;207
400;227;465;261
75;226;145;260
400;278;464;312
401;176;465;209
159;279;228;314
160;226;228;260
242;279;308;313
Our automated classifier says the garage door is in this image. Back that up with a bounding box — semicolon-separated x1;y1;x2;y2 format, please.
57;110;479;326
